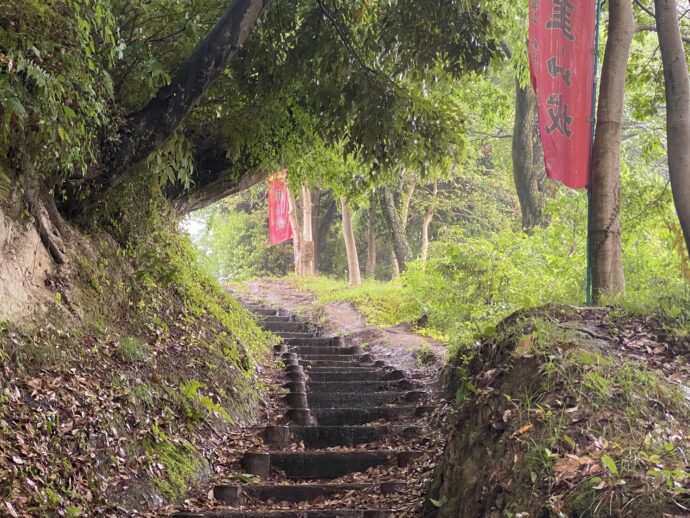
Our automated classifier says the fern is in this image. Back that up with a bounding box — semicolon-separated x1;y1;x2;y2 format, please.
0;166;11;200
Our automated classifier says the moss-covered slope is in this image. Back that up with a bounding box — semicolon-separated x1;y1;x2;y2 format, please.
425;306;690;517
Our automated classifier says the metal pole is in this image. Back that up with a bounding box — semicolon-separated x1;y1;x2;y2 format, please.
586;0;603;306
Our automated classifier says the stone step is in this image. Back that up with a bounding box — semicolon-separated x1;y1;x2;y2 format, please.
302;380;413;393
280;332;318;339
303;391;427;408
293;354;365;363
242;450;423;479
213;481;407;505
284;337;343;347
306;370;403;382
263;321;312;333
298;359;372;367
311;406;421;426
175;510;393;518
263;425;423;449
261;315;296;323
246;307;282;317
302;367;381;374
289;346;360;356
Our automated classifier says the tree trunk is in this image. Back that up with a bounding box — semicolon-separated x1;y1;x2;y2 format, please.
366;202;377;275
316;195;337;272
512;81;545;232
311;189;322;268
421;181;438;262
589;0;633;303
381;188;413;272
341;198;362;287
301;185;315;276
287;189;303;275
88;0;271;202
655;0;690;260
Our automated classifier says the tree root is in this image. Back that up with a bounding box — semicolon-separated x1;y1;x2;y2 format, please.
22;177;67;265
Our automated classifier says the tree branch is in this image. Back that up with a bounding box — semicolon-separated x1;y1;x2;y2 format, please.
89;0;271;202
636;23;690;44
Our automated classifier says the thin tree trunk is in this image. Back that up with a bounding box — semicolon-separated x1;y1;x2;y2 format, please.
655;0;690;259
311;189;322;268
288;189;303;275
421;181;438;262
381;188;413;272
512;81;545;231
341;198;362;287
589;0;633;303
400;178;416;230
316;194;337;272
301;184;315;276
366;202;377;275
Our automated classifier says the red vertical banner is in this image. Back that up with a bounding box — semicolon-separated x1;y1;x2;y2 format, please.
268;172;293;245
529;0;597;189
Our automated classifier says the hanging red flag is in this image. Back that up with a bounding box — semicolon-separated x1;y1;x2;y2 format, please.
529;0;598;189
268;172;293;245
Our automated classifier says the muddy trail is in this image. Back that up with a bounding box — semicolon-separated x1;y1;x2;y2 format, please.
172;283;448;517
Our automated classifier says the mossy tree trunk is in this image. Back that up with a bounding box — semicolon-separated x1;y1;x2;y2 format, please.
380;188;413;273
512;81;545;232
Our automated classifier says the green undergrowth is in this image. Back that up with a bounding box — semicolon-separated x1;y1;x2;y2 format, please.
290;275;420;329
0;190;274;514
430;307;690;517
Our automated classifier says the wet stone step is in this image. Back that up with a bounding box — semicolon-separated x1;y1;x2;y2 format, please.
174;510;393;518
263;321;312;333
264;425;423;449
276;331;316;338
284;337;344;347
306;370;404;382
242;450;423;479
247;307;282;317
310;406;421;426
289;346;360;356
298;359;372;367
291;354;365;363
261;315;296;323
212;481;407;505
303;380;413;393
302;391;426;408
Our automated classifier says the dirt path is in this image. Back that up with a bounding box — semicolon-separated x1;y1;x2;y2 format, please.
235;279;447;379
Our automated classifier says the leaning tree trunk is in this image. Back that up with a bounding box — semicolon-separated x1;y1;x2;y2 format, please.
341;198;362;287
589;0;633;303
512;81;545;232
421;181;438;262
366;202;377;275
301;185;316;276
85;0;271;205
381;188;413;272
655;0;690;260
287;189;303;275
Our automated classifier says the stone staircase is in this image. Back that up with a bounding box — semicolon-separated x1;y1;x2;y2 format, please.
174;303;436;517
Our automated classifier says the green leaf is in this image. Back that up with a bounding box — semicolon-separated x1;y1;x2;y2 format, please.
601;455;619;477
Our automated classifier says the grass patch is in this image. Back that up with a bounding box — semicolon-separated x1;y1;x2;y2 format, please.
116;336;149;364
